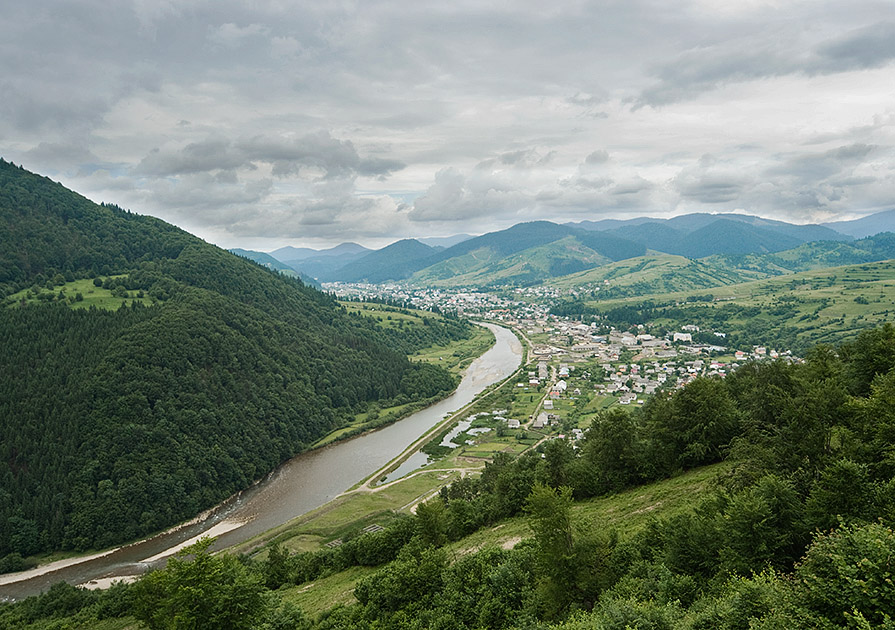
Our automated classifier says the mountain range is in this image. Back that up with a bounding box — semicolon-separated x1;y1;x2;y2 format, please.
257;210;895;288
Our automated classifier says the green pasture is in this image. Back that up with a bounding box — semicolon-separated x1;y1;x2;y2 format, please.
7;277;153;311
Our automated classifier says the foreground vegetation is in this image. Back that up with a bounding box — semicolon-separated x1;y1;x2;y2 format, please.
6;324;895;629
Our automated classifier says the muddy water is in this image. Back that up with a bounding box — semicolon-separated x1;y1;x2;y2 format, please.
0;323;522;600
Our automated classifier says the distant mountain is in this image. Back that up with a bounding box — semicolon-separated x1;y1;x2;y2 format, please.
675;219;804;258
549;253;769;294
607;222;686;253
571;217;663;232
269;245;318;262
707;231;895;275
546;232;895;299
269;242;370;263
318;221;645;286
418;234;474;248
665;213;847;243
823;209;895;238
229;248;321;287
406;222;646;287
411;235;614;287
324;239;439;283
275;243;372;280
570;212;850;257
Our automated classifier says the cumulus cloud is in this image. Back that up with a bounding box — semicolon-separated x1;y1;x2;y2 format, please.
135;138;246;177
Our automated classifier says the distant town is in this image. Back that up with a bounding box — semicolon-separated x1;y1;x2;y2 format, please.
327;282;796;426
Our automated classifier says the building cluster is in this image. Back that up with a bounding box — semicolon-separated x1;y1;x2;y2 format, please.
326;283;794;419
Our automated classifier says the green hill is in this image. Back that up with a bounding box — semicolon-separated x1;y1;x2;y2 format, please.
572;212;850;258
411;235;614;287
319;222;645;286
322;238;438;283
405;223;646;287
550;253;767;294
706;232;895;275
0;159;470;557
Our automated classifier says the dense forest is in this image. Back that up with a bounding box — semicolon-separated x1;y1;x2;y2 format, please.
5;324;895;629
0;160;470;563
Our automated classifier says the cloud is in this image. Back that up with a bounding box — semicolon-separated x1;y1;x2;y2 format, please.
2;0;894;247
585;150;610;165
207;23;269;48
135;138;246;177
23;142;103;172
637;21;895;107
240;132;405;179
673;155;751;204
133;131;405;181
767;143;876;182
409;167;532;223
812;22;895;73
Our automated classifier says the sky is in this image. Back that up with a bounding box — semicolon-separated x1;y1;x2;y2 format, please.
2;1;895;250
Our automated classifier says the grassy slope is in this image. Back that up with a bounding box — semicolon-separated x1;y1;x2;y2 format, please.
268;462;730;619
6;277;153;310
411;237;612;288
550;253;768;292
585;258;895;349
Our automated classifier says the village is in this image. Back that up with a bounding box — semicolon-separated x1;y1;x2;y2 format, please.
329;282;796;479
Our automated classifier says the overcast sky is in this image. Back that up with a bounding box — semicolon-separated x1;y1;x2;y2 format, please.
3;1;895;249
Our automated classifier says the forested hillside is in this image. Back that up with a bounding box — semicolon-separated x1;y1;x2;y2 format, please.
6;325;895;629
0;160;470;562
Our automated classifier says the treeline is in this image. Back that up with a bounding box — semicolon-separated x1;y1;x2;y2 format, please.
0;161;472;563
0;160;196;298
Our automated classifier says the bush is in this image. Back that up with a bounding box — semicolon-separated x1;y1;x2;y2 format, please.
797;522;895;626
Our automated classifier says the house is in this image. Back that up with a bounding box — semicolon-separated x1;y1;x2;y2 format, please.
673;332;692;343
506;418;521;429
549;380;568;399
543;399;554;410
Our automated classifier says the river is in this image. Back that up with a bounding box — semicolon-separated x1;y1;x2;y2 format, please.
0;322;522;600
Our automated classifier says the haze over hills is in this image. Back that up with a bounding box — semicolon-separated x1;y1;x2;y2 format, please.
418;234;474;248
320;238;440;284
228;248;321;287
0;160;468;558
822;208;895;238
272;243;372;281
271;242;371;263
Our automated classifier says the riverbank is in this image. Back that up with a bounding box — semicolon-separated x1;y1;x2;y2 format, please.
230;324;537;558
0;322;520;600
